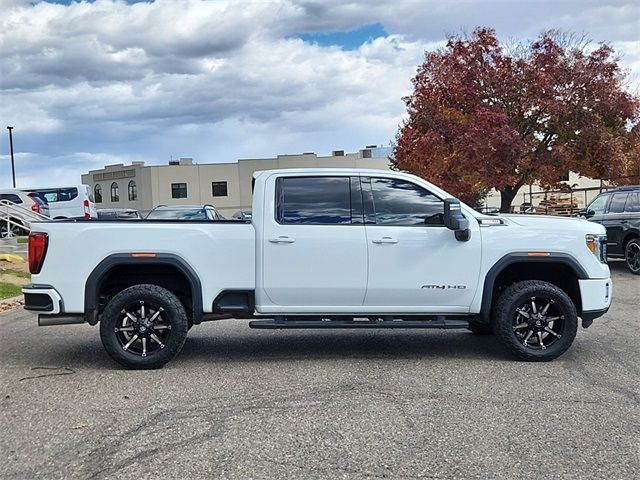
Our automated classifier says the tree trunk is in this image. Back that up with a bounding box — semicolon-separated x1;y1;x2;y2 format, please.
499;187;517;213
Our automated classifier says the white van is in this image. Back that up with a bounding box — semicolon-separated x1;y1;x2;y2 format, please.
23;185;97;219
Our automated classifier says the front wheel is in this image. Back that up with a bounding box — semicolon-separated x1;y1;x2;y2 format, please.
100;284;189;369
625;238;640;275
493;280;578;362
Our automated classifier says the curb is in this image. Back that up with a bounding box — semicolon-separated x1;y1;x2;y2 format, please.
0;295;24;313
0;254;26;263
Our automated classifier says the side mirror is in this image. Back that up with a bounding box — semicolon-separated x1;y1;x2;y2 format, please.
444;198;470;241
585;209;595;219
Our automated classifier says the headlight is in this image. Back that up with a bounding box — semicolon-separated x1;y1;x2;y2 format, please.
586;234;607;263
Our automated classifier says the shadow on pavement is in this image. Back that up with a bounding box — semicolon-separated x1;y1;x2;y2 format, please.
2;325;513;372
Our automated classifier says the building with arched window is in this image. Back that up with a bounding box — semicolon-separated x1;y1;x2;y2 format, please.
128;180;137;201
110;182;119;202
94;184;102;203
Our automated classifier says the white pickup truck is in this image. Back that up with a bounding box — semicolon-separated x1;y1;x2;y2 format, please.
23;169;612;368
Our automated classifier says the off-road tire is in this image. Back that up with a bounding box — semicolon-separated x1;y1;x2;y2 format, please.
624;238;640;275
467;321;493;335
494;280;578;362
100;284;189;369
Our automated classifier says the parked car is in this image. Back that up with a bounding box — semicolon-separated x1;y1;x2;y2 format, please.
581;185;640;274
25;168;612;369
0;189;50;238
97;208;143;219
22;185;97;219
231;210;252;220
146;204;223;220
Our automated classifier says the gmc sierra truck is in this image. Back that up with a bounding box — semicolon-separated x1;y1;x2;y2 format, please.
23;169;612;369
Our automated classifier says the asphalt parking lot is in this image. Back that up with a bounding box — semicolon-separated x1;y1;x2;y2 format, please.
1;261;638;480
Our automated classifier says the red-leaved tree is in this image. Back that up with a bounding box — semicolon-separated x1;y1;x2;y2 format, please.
394;28;640;211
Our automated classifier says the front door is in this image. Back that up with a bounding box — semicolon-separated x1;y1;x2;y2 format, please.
601;192;629;255
362;176;481;313
258;175;368;312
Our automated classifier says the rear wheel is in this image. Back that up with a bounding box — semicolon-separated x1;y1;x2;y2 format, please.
100;284;189;369
625;238;640;275
494;280;577;362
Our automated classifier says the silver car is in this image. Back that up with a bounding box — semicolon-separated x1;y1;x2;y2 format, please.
0;189;50;237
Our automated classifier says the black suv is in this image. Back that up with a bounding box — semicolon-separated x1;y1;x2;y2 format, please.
582;185;640;274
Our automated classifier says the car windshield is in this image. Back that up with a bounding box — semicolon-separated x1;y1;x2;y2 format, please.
147;208;208;220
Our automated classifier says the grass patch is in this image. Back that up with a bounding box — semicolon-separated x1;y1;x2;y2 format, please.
0;268;30;279
0;282;22;300
16;237;28;244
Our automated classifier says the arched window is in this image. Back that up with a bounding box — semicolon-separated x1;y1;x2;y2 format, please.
111;182;119;202
128;180;137;201
94;184;102;203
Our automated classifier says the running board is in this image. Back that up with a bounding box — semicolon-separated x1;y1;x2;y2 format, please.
249;319;469;330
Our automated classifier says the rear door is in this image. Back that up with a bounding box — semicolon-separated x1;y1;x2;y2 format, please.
258;175;368;312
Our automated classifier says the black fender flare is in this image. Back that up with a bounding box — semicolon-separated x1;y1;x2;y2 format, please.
478;252;588;324
84;253;203;325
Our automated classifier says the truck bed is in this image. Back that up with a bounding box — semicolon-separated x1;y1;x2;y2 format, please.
29;220;255;314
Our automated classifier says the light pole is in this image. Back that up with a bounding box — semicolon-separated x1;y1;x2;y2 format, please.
6;126;16;188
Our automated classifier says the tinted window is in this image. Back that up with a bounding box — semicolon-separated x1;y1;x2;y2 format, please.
212;181;228;197
111;182;119;202
278;177;352;225
625;192;640;213
59;188;78;201
38;188;78;202
128;181;137;201
588;194;608;215
369;178;444;226
608;193;628;214
0;193;22;204
171;183;187;199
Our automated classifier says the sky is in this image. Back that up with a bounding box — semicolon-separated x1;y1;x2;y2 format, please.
0;0;639;187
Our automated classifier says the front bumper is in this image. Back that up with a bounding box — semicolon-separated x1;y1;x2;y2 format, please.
22;284;63;314
578;277;612;324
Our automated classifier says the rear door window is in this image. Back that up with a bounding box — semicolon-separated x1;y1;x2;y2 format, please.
277;176;353;225
624;192;639;213
608;193;628;214
59;188;78;201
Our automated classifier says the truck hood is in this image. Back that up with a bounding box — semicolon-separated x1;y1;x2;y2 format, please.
499;214;605;234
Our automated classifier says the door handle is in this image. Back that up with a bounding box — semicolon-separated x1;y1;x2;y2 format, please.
620;220;628;224
269;236;295;244
372;237;398;244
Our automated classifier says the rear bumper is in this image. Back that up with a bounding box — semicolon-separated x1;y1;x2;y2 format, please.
22;284;63;314
578;278;612;321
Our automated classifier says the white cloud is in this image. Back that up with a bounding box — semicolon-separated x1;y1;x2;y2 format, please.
0;0;638;188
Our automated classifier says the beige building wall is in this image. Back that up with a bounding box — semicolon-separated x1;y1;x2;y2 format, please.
82;148;391;217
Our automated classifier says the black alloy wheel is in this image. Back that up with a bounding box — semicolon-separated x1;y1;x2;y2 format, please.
494;280;578;361
625;238;640;275
100;284;189;369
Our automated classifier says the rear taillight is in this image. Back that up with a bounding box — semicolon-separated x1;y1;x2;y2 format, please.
31;201;41;214
83;199;90;219
28;232;48;274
